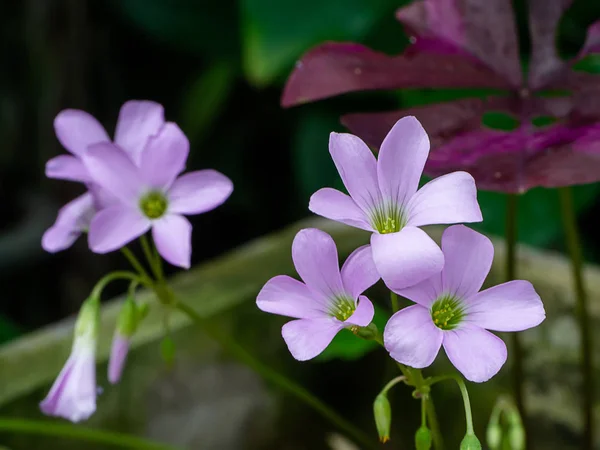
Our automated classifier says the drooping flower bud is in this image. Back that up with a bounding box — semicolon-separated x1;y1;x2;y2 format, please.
40;296;100;422
486;421;502;450
352;322;379;340
373;393;392;443
507;409;525;450
460;433;482;450
415;426;432;450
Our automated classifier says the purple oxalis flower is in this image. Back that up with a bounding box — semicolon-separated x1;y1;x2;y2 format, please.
282;0;600;193
82;123;233;268
310;116;482;290
256;228;380;360
40;297;99;422
42;192;95;253
384;225;545;382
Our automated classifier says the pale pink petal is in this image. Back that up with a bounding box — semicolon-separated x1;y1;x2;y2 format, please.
88;206;150;253
282;318;344;361
42;225;81;253
377;116;429;207
341;245;379;299
42;193;95;253
168;170;233;215
54;109;110;157
466;281;545;332
83;143;143;205
329;132;382;213
256;275;327;319
114;100;165;164
344;295;374;327
45;155;90;182
371;227;444;291
152;214;192;269
394;275;442;308
443;326;507;383
108;334;130;384
309;188;374;231
140;123;189;189
406;172;482;227
440;225;493;299
292;228;344;299
384;305;443;368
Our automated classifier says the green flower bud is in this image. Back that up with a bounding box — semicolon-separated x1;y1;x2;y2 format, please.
373;393;391;443
486;422;502;450
415;426;432;450
116;297;139;338
460;433;482;450
353;323;379;340
74;296;100;342
507;423;525;450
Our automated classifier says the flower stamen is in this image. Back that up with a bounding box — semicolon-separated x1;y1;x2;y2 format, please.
139;191;168;219
430;295;464;330
329;295;356;321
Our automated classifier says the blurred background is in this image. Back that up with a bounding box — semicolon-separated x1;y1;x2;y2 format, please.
1;0;600;449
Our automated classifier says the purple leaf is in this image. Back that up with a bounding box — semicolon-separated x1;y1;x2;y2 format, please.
396;0;522;87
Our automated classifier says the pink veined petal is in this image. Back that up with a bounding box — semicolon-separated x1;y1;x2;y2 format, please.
114;100;165;165
53;109;110;157
466;280;545;332
406;172;482;227
344;295;375;327
340;245;380;299
440;225;494;299
377;116;430;207
292;228;345;300
168;170;233;215
281;318;344;361
256;275;327;319
309;188;374;231
443;325;507;383
42;193;95;253
394;274;442;308
88;206;150;253
383;304;443;368
108;334;130;384
140;123;189;189
152;214;192;269
45;155;90;183
329;132;382;214
83;143;144;205
371;227;444;291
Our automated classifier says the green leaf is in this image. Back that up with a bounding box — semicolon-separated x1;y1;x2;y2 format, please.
242;0;399;86
316;303;388;362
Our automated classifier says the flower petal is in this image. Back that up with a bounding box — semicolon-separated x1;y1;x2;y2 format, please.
443;326;507;382
114;100;165;164
168;170;233;215
292;228;344;300
466;280;545;332
384;305;443;368
45;155;90;183
329;132;382;214
54;109;110;157
42;193;95;253
344;295;374;327
371;227;444;291
256;275;326;319
377;116;429;207
108;334;130;385
88;206;150;253
281;318;344;361
394;275;442;308
309;188;374;231
406;172;482;227
341;245;379;299
140;123;189;189
440;225;493;299
83;143;143;204
152;214;192;269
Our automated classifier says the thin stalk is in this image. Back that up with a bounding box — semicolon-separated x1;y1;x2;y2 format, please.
0;418;179;450
390;292;399;313
120;247;152;285
506;193;525;419
140;235;161;279
559;187;593;450
380;376;406;395
427;375;474;435
421;395;427;428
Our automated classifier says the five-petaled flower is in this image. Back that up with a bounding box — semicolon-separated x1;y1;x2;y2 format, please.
310;116;482;291
256;228;380;360
383;225;546;382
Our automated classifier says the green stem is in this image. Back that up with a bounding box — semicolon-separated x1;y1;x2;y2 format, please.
559;187;593;450
421;395;427;428
506;193;526;420
120;247;152;285
427;375;474;435
140;235;161;279
390;292;399;313
380;376;406;395
91;271;145;300
0;418;179;450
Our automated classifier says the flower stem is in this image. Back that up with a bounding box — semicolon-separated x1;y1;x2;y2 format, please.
120;247;153;285
91;271;147;300
427;374;474;435
380;376;406;395
559;187;593;450
505;193;526;420
0;418;179;449
390;292;399;313
175;301;379;450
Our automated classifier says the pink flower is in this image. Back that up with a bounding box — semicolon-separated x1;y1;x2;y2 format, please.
310;116;482;290
82;123;233;268
257;228;380;360
42;193;95;253
383;225;545;382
